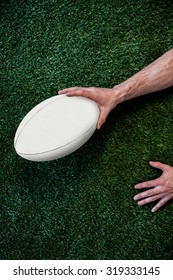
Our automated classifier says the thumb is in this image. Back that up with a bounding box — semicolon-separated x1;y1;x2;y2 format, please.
149;161;170;172
97;107;110;129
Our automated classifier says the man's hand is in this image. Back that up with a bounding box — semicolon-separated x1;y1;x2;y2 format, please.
134;161;173;212
59;86;123;129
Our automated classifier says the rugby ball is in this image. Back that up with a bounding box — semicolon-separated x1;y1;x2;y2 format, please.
14;95;99;161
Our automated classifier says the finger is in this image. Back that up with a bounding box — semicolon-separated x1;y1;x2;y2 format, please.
59;88;86;96
134;185;163;201
151;196;170;213
62;88;98;103
149;161;170;172
97;106;111;129
97;118;102;129
97;115;107;129
59;87;93;97
137;193;163;206
134;177;162;189
59;87;82;94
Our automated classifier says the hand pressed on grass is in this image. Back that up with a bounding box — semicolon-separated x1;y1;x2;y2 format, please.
134;161;173;212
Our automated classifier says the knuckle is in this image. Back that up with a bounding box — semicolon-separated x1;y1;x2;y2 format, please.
159;184;168;194
89;87;96;91
158;178;164;185
156;162;162;168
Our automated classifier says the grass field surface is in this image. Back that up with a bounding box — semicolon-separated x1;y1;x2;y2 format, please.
1;0;173;259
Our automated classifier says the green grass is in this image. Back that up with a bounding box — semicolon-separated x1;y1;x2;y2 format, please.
1;0;173;260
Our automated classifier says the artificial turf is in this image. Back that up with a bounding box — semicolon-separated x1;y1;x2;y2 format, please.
1;0;173;260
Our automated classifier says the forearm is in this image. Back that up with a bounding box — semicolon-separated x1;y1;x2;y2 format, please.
114;48;173;103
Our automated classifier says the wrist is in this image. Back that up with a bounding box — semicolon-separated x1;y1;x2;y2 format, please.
112;80;132;104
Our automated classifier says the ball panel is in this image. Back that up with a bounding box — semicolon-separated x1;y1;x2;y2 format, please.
14;95;99;161
14;95;59;146
17;123;96;161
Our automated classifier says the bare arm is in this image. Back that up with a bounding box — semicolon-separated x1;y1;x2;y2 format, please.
116;48;173;103
59;48;173;129
59;48;173;212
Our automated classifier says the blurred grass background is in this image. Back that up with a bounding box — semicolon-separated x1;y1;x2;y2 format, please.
1;0;173;259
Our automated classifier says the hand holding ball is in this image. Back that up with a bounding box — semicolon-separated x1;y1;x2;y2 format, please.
14;95;99;161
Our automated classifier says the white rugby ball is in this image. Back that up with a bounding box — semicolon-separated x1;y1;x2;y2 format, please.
14;95;99;161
